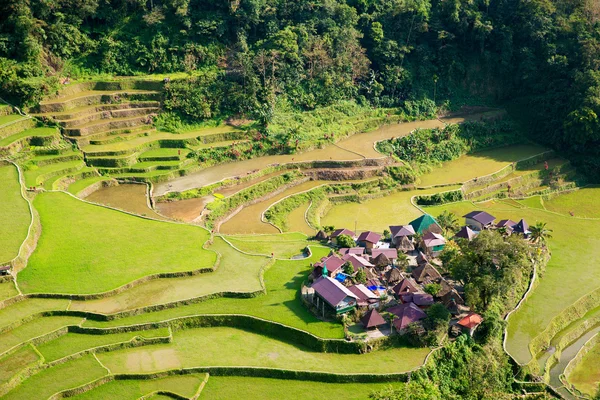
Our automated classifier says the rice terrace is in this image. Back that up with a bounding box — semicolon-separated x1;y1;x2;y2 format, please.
2;2;600;399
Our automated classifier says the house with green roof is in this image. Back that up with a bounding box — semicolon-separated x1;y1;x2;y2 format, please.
409;214;443;235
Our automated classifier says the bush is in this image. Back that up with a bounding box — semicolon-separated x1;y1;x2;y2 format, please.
336;234;356;248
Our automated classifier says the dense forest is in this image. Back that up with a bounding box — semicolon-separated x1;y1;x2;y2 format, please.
1;0;599;176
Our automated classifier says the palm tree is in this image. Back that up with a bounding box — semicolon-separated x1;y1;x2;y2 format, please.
530;222;553;244
437;210;459;235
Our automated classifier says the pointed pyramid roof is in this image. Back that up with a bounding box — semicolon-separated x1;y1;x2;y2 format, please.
455;226;477;241
361;309;386;328
373;253;391;268
512;219;529;234
409;214;442;234
316;230;328;240
397;235;415;252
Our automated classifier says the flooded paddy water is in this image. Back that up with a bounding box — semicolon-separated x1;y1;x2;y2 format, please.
286;202;315;235
85;184;167;220
219;180;341;234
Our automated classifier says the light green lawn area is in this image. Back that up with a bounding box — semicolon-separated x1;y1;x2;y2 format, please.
543;186;600;218
70;236;267;314
0;164;30;263
98;326;430;374
22;160;84;187
286;202;316;235
225;236;310;258
0;114;25;127
0;298;70;331
0;127;57;146
200;376;403;400
0;316;83;356
68;176;111;195
516;195;545;210
568;340;600;396
0;346;39;385
82;246;344;338
424;195;600;365
36;327;170;362
322;186;460;233
190;139;247;150
226;232;309;241
0;281;18;301
3;354;107;400
19;192;217;294
418;144;549;187
70;373;207;399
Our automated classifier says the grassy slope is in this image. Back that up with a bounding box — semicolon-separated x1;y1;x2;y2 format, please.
36;327;170;362
98;326;430;374
82;245;344;338
322;186;461;233
19;192;216;294
70;236;268;314
225;235;310;258
70;373;207;399
0;316;83;355
3;354;107;400
567;340;600;396
543;185;600;218
0;346;39;385
417;144;549;186
200;376;403;400
0;164;30;263
424;195;600;364
0;281;18;301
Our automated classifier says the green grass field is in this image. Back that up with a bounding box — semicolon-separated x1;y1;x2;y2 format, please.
424;196;600;365
0;164;30;263
36;327;170;362
97;326;430;374
0;316;83;356
0;298;70;331
70;373;207;399
322;186;460;233
3;354;107;400
0;281;18;301
0;346;39;385
417;144;549;186
67;176;111;195
82;245;344;338
70;236;268;314
200;376;404;400
18;192;217;294
0;127;57;146
224;234;310;258
567;340;600;396
543;186;600;218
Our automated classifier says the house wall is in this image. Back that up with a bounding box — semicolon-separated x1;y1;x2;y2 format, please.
465;217;484;230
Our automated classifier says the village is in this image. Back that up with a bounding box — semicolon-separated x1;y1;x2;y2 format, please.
305;211;533;343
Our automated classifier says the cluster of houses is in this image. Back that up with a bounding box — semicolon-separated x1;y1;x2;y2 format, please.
307;210;531;339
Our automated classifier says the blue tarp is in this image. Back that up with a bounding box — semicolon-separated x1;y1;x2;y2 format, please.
335;273;347;283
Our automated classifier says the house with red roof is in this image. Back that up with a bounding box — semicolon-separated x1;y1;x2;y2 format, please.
371;248;398;265
330;228;355;245
311;276;358;315
339;247;365;257
454;226;477;241
361;309;387;330
463;211;496;231
457;312;483;336
389;225;416;251
312;255;345;280
342;253;374;272
348;284;380;308
356;231;382;253
387;302;427;333
496;219;517;234
422;232;446;255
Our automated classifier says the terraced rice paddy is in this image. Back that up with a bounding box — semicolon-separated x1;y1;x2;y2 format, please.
153;113;492;195
285;202;316;235
543;185;600;218
322;186;461;232
97;326;430;374
200;377;403;400
567;340;600;396
68;236;269;314
19;192;216;294
417;144;549;187
85;183;166;219
0;164;30;263
70;373;208;399
220;180;341;234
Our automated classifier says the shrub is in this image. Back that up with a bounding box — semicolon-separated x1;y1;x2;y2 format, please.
336;234;355;248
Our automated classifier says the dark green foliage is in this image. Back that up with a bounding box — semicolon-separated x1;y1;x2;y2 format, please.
378;119;520;166
415;190;464;206
163;73;224;120
335;234;356;249
423;283;442;296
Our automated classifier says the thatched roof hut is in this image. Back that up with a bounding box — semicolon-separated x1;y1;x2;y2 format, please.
385;268;403;285
397;235;415;252
372;253;391;268
315;230;329;241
